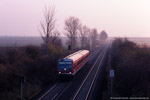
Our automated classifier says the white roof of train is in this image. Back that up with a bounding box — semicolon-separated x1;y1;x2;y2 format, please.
65;50;89;62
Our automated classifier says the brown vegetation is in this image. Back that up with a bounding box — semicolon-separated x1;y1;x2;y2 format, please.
110;38;150;97
0;45;64;100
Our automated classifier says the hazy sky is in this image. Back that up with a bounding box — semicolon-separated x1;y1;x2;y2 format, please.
0;0;150;37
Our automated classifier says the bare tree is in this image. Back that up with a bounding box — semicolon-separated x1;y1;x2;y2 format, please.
100;30;108;41
38;6;60;53
86;28;92;50
64;16;80;51
79;25;89;49
91;28;98;49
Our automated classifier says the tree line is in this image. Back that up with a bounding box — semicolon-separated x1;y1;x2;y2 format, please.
38;6;108;54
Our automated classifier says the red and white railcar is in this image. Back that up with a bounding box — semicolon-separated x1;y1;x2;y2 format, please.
57;50;90;76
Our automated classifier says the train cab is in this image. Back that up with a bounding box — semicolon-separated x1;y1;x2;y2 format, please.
57;50;90;76
57;59;73;75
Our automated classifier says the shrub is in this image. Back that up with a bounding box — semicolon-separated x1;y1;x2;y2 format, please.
24;45;40;60
0;45;63;100
111;38;150;97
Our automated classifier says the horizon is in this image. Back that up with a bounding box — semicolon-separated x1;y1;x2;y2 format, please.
1;36;150;38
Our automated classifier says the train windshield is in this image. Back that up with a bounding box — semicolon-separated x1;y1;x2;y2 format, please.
58;61;73;71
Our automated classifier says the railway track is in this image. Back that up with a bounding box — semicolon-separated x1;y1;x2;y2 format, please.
37;45;107;100
38;80;70;100
88;45;105;62
72;45;108;100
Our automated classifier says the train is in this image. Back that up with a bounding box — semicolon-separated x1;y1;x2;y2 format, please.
57;50;90;76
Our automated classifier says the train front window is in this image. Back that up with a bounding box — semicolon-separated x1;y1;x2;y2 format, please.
58;61;73;71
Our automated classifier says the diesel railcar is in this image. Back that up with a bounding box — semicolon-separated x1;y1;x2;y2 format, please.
57;50;90;76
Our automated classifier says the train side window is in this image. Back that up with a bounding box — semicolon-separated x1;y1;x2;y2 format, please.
78;60;80;65
85;54;89;58
78;57;84;65
78;59;81;65
74;63;77;68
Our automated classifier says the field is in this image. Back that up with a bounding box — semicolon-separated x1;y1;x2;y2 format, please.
0;36;81;48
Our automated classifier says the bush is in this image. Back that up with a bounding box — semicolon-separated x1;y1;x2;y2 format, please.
24;45;40;59
0;45;64;100
111;38;150;97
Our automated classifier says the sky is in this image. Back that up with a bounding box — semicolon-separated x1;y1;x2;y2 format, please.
0;0;150;37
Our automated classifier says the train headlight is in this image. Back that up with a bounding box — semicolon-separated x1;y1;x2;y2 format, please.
59;72;61;74
69;72;72;74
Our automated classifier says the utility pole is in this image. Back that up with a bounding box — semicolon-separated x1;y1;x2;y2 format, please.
20;75;24;100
